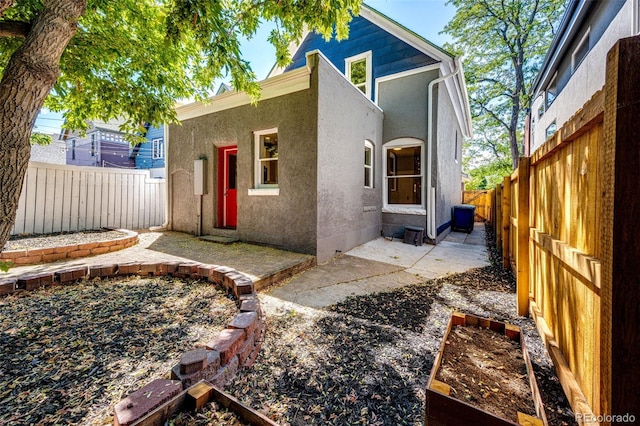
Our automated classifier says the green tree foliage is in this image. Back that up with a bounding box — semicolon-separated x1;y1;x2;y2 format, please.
2;0;360;134
0;0;361;258
444;0;565;175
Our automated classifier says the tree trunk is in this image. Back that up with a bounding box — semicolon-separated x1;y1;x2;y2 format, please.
0;0;86;252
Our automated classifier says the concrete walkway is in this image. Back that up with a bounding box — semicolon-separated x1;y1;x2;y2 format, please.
3;225;489;310
2;231;314;285
266;224;489;308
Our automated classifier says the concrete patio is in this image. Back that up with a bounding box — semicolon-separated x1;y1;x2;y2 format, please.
266;224;490;308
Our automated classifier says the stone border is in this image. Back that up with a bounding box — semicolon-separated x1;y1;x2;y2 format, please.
0;229;139;266
0;260;266;426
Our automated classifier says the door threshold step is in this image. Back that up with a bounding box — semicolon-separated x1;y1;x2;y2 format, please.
199;235;240;245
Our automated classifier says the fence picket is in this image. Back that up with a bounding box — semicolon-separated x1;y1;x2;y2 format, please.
10;162;165;235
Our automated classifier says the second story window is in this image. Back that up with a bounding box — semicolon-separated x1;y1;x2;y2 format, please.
345;51;372;98
152;138;165;159
572;28;590;73
545;74;557;109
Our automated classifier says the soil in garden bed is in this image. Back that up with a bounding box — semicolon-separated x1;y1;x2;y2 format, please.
435;325;537;423
171;400;250;426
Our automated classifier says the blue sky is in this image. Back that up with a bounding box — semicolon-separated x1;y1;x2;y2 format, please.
34;1;455;136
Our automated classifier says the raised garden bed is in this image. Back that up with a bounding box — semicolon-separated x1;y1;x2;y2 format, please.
426;312;547;426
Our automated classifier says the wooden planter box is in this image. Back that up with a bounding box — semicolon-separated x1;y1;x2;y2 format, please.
426;312;548;426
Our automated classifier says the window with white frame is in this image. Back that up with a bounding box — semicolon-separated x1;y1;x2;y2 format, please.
545;121;557;139
364;140;374;188
254;128;278;188
152;138;165;159
545;74;557;109
345;51;372;97
385;142;423;207
572;28;590;73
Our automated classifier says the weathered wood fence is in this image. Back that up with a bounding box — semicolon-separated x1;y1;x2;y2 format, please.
488;37;640;424
11;162;166;235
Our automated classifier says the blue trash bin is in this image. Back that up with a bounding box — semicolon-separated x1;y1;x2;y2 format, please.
452;205;476;233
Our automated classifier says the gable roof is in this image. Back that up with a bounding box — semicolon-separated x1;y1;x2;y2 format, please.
269;4;455;78
268;4;472;138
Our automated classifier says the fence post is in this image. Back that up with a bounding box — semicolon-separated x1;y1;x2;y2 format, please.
495;184;502;248
516;157;530;316
599;36;640;421
501;176;511;269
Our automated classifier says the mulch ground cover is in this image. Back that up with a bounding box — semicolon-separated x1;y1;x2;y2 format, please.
215;224;577;426
0;276;237;425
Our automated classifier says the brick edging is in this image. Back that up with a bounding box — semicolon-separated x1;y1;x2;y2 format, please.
0;229;139;266
0;261;266;426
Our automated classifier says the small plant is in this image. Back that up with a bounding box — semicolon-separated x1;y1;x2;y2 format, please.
0;260;12;273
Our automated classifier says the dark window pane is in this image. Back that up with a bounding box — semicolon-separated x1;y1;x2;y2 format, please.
228;154;237;189
388;177;421;205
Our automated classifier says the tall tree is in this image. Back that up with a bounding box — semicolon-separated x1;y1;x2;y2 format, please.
0;0;360;252
444;0;565;169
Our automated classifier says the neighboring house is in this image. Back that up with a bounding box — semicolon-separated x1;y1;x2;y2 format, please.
63;120;135;169
133;125;166;178
30;134;66;164
529;0;638;151
62;120;166;176
168;4;472;262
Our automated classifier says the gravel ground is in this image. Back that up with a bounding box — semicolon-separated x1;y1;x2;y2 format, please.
215;225;577;426
0;276;237;425
4;229;128;251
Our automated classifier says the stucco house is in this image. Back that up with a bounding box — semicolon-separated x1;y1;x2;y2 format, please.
529;0;639;151
167;5;472;262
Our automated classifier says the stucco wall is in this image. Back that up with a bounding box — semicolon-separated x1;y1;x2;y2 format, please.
315;57;384;262
377;69;439;237
531;0;632;150
168;75;319;255
378;69;438;143
435;80;463;239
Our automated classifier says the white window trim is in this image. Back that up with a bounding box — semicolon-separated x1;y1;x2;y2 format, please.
545;72;558;110
382;138;426;213
248;188;280;196
364;140;374;188
571;28;590;73
345;51;372;98
252;127;279;191
152;138;164;159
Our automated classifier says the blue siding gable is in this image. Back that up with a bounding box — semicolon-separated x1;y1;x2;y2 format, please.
285;16;438;99
135;125;165;170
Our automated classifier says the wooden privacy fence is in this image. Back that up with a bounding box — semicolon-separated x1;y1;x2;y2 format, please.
11;162;166;235
462;190;492;222
489;37;640;424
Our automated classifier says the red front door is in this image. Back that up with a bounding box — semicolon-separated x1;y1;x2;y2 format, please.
217;146;237;228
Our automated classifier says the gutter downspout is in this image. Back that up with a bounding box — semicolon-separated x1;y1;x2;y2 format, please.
163;124;171;230
426;58;462;240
